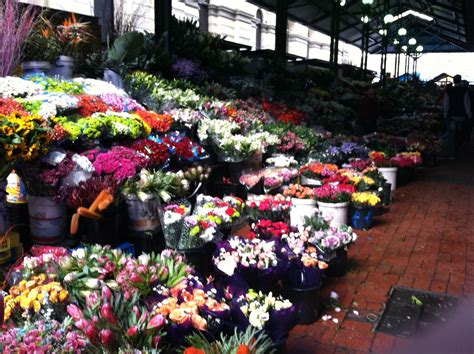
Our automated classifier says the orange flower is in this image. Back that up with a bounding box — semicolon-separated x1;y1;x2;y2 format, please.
318;261;329;270
184;347;205;354
302;257;318;267
169;308;190;324
191;314;207;331
236;344;250;354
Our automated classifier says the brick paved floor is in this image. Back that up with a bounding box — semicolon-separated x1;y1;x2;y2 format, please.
287;147;474;353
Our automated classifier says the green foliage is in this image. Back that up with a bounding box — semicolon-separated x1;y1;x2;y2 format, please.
108;31;145;64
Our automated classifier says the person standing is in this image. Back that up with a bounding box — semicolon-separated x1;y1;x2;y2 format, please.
357;87;379;135
443;75;471;159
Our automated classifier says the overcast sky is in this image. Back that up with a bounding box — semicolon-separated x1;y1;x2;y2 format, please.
367;52;474;82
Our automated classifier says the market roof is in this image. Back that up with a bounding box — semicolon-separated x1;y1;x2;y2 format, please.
247;0;474;53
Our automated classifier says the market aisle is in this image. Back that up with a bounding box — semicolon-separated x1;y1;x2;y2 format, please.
287;147;474;353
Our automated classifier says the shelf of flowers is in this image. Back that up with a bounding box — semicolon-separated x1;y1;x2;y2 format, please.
0;72;429;352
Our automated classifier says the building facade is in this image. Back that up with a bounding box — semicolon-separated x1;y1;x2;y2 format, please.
21;0;361;65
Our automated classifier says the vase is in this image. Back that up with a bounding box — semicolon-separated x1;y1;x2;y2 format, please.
82;206;123;247
350;206;373;230
290;198;317;228
300;175;322;187
104;68;124;88
125;196;162;233
285;285;321;324
28;196;67;244
21;61;51;75
317;201;349;228
325;248;348;277
378;167;397;191
51;55;74;79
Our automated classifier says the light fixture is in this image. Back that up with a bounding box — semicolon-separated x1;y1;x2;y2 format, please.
393;39;400;45
416;45;424;52
361;15;370;23
340;0;346;6
384;14;394;24
362;0;374;4
398;10;433;22
398;27;407;36
378;29;387;36
401;45;408;51
408;37;417;45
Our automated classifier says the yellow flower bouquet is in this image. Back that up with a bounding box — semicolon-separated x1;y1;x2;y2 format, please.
351;192;381;208
0;112;51;180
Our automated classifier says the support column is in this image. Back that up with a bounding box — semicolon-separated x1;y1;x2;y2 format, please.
275;0;288;59
330;1;341;70
155;0;172;54
94;0;114;41
198;0;209;33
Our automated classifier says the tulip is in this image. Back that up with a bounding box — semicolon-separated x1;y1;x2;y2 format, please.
132;305;140;318
63;271;79;283
72;248;86;260
104;261;116;273
67;304;84;321
152;336;161;348
84;324;100;344
126;325;139;337
100;303;118;324
138;254;150;265
75;318;91;331
147;314;165;329
129;273;142;283
100;329;115;348
101;286;111;301
83;278;101;290
86;292;99;308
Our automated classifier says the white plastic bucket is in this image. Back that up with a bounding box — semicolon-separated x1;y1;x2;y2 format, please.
125;196;161;232
28;196;66;244
379;167;398;191
290;198;317;228
317;201;349;228
300;176;322;187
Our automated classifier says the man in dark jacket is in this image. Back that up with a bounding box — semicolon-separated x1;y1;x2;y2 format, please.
357;87;379;135
443;75;471;159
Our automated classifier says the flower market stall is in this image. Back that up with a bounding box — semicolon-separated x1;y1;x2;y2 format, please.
0;8;443;352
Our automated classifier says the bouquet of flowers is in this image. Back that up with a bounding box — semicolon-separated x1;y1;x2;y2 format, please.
167;108;200;130
368;151;395;167
0;76;42;98
129;139;170;168
249;220;290;240
163;202;192;248
279;230;328;288
266;155;298;168
213;237;283;290
283;184;315;200
231;290;295;342
245;195;292;222
309;225;357;254
299;162;339;180
391;152;422;167
134;109;173;133
351;192;381;208
263;167;298;193
26;75;84;95
0;112;51;180
313;183;355;203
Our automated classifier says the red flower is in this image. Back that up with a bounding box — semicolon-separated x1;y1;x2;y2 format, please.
225;207;235;216
0;98;27;115
77;95;110;116
99;329;115;348
236;344;250;354
134;110;173;133
100;303;118;325
183;348;205;354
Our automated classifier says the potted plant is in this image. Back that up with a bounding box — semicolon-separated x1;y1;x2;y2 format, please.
392;152;422;186
350;192;381;230
369;151;398;191
314;183;355;228
283;184;317;228
21;20;59;75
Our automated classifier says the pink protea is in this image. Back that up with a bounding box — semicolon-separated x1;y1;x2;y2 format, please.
67;304;84;321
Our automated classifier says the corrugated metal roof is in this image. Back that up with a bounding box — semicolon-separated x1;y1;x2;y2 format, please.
247;0;474;53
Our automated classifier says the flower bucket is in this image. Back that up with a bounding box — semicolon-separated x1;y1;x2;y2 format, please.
350;206;373;231
0;183;6;235
290;198;317;228
300;176;322;187
28;196;66;244
317;201;349;228
285;285;320;325
104;68;123;88
382;183;392;206
397;166;415;186
125;196;161;232
51;55;74;79
378;167;397;191
82;206;123;247
21;61;51;75
325;248;348;277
